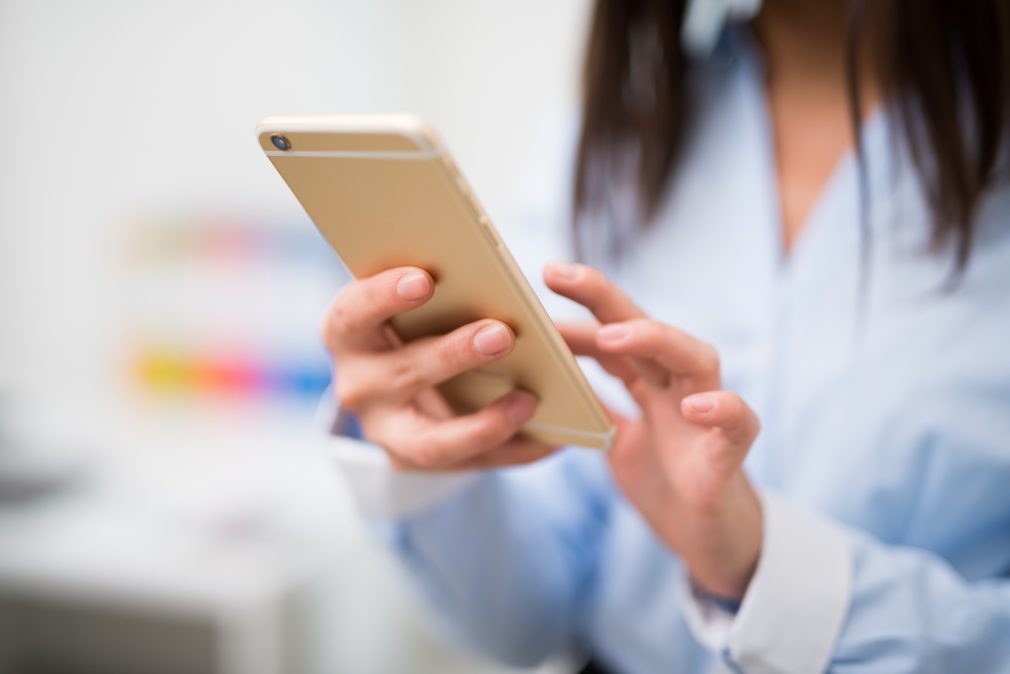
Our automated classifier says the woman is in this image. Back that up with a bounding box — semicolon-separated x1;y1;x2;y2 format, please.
327;0;1010;672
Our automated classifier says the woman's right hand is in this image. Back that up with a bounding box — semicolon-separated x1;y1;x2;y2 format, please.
323;266;554;471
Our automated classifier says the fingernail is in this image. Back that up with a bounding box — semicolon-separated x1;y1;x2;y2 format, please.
473;322;511;356
685;393;716;414
508;393;537;424
396;271;430;301
546;261;580;280
597;323;630;343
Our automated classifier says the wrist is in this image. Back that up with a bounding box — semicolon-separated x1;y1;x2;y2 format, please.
684;474;763;600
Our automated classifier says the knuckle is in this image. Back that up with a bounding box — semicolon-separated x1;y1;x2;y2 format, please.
475;407;514;444
631;318;664;353
445;328;482;366
582;265;606;287
423;331;477;378
404;441;443;470
699;343;721;374
356;413;386;445
389;358;424;395
365;420;427;467
631;317;659;337
450;416;502;456
720;392;743;416
729;393;755;423
581;267;609;300
335;377;367;411
324;291;355;339
321;322;343;354
320;320;338;352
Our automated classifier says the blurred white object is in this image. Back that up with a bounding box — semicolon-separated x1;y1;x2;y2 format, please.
0;441;89;501
0;406;92;501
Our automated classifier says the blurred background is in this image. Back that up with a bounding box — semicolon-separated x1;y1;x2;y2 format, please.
0;1;588;672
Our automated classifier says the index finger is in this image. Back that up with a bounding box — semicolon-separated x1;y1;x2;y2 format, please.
543;262;646;323
323;266;434;353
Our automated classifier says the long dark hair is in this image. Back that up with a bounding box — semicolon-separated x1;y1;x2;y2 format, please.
574;0;1010;272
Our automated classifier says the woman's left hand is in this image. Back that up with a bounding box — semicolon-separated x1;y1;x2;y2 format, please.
545;262;763;600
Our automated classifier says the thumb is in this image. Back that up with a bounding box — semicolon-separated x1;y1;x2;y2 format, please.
681;391;760;470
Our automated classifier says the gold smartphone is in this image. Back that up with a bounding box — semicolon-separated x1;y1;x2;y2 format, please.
256;114;615;450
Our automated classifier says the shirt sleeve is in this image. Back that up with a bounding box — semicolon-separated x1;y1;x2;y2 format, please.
678;492;852;673
679;492;1010;674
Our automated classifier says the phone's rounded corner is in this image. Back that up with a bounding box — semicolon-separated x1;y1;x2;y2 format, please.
403;118;442;152
379;113;441;152
596;424;619;453
254;116;287;152
255;115;274;132
255;114;286;138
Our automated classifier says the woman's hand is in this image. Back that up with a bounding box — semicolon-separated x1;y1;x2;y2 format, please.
546;262;763;600
323;266;555;471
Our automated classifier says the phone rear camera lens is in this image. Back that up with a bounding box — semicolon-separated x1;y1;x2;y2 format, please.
270;134;291;151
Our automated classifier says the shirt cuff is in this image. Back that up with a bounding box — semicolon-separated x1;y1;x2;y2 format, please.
329;436;480;519
678;492;853;674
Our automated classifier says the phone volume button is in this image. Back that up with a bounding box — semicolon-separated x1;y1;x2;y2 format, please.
478;216;503;248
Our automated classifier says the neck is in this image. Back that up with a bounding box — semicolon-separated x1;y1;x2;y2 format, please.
753;0;879;110
750;0;881;253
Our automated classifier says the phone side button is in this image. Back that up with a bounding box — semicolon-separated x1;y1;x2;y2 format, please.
478;216;503;248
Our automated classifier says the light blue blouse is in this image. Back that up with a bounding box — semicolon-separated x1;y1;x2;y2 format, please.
335;31;1010;674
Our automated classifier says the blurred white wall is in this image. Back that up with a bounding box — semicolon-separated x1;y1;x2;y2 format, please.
0;1;590;672
0;0;588;415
